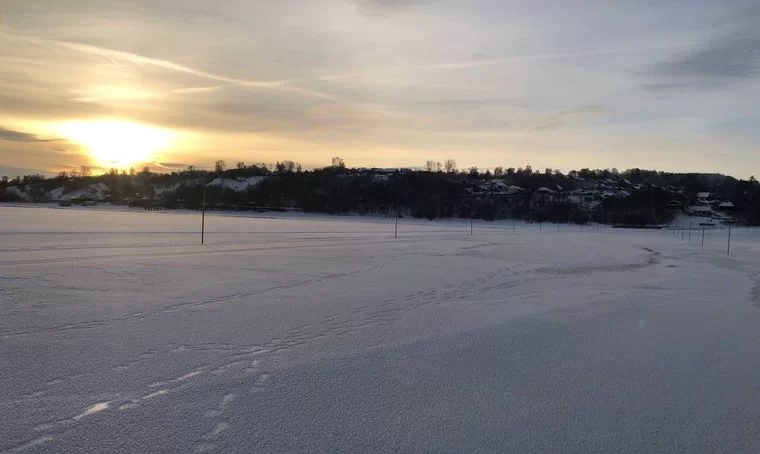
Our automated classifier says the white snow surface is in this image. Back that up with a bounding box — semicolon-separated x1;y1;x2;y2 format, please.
2;206;760;453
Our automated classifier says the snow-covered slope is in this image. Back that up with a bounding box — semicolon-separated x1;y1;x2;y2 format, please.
3;186;32;202
57;182;110;201
206;176;267;191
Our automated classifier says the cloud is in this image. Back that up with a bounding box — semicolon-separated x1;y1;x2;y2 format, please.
317;44;684;80
420;48;652;71
534;105;606;131
10;33;340;101
356;0;433;15
0;165;52;178
648;7;760;87
156;162;192;169
171;86;222;95
0;126;55;142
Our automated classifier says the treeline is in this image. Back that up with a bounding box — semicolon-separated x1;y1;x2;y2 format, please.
2;160;759;225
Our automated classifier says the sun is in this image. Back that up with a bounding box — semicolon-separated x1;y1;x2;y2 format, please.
56;120;174;168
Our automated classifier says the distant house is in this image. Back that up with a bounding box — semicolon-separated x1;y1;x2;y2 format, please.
666;200;683;210
533;187;557;209
686;205;712;216
717;201;735;211
696;192;713;205
506;185;524;195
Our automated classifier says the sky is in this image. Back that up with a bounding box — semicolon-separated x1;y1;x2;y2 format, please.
0;0;759;178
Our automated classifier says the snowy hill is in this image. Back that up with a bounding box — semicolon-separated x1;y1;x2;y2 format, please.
206;176;267;191
58;182;110;201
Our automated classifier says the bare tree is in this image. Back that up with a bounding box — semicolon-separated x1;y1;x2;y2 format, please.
425;160;436;172
494;166;504;178
275;161;298;173
80;165;92;177
237;161;246;170
469;167;479;177
331;156;346;169
445;159;457;173
435;161;443;172
215;160;226;174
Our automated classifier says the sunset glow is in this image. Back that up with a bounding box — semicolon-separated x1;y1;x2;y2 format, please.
56;120;174;169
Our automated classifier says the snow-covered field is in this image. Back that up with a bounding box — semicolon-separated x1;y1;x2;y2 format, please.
2;205;760;453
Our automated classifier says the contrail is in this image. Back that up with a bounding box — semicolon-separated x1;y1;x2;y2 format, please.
6;33;341;102
419;48;642;70
318;44;686;79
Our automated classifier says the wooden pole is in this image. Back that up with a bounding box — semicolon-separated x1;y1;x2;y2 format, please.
701;226;705;246
394;207;399;239
201;188;206;245
727;222;732;256
513;219;516;234
688;223;692;243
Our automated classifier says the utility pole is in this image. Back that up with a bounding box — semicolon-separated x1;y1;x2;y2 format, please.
470;216;474;237
513;219;516;234
688;223;692;243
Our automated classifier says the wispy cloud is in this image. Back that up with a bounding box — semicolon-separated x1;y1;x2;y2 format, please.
648;6;760;88
0;126;55;142
8;33;341;101
534;105;606;131
420;47;680;71
356;0;433;16
171;86;222;95
0;165;52;178
319;45;684;81
156;162;192;169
